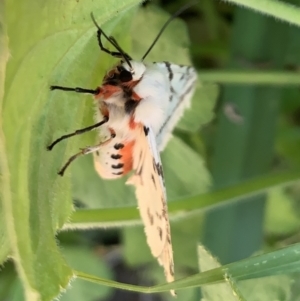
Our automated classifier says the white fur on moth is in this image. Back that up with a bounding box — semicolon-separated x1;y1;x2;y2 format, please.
49;9;197;296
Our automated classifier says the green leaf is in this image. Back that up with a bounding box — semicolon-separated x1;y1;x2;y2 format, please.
198;245;241;301
59;246;113;301
238;275;292;301
265;187;300;235
2;1;141;300
0;261;35;301
0;0;10;264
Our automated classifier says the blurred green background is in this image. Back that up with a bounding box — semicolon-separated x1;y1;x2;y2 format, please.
1;0;300;300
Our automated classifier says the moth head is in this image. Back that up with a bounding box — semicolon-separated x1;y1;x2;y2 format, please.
121;61;146;81
104;60;144;84
116;65;133;82
103;65;131;85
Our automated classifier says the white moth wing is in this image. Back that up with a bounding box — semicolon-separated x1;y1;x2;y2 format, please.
126;125;175;295
154;62;197;151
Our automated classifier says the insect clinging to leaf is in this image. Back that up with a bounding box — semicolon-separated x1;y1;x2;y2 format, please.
48;4;197;295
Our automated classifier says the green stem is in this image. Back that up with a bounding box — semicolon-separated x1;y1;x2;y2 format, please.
64;169;300;229
75;270;151;293
75;242;300;293
198;71;300;85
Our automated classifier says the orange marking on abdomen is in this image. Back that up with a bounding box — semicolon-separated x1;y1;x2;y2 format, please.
129;117;137;130
123;79;141;90
120;140;135;174
95;85;122;100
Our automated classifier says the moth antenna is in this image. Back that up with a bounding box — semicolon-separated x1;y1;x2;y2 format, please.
141;1;197;61
90;13;133;70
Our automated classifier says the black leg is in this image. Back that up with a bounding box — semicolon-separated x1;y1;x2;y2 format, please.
90;13;132;63
47;117;108;151
109;36;122;50
50;85;99;95
58;133;115;176
108;36;131;61
58;148;88;176
95;29;123;58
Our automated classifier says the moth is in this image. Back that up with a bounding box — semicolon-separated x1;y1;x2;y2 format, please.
48;5;197;296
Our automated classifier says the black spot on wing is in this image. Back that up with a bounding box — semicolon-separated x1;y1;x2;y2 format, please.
180;83;195;101
137;165;143;176
114;143;124;150
96;151;100;156
169;85;176;101
151;173;156;189
164;61;173;81
179;72;185;81
112;163;124;169
169;86;176;102
111;154;122;159
155;162;164;178
144;126;149;136
137;151;144;175
161;195;166;211
147;208;154;226
153;158;157;172
179;66;193;81
158;226;163;240
167;234;171;244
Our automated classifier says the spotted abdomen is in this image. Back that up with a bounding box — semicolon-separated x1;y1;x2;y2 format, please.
93;138;135;179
